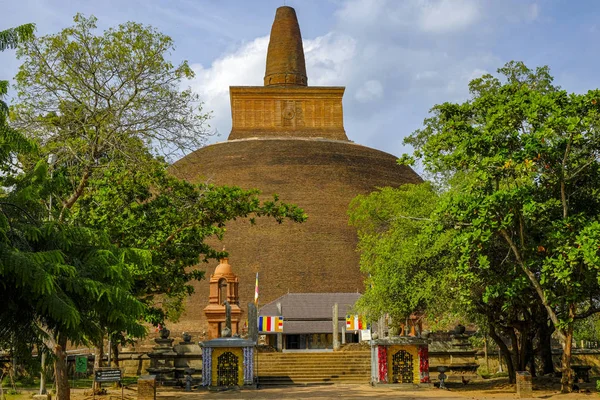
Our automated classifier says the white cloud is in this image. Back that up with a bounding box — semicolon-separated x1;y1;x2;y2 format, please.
355;80;384;102
188;36;268;138
305;33;356;86
528;3;540;21
418;0;480;33
335;0;480;34
184;0;519;156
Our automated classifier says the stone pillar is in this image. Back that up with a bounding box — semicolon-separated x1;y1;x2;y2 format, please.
332;303;339;350
221;301;232;337
341;324;346;344
248;303;258;343
137;375;156;400
516;371;532;399
276;302;283;351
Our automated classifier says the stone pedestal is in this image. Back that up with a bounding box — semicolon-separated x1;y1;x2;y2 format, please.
137;375;156;400
429;331;478;380
146;332;177;386
516;371;532;399
173;335;202;383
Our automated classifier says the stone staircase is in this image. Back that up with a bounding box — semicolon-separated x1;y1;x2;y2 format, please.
257;351;371;386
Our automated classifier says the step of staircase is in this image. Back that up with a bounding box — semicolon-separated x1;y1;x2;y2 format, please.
257;351;371;386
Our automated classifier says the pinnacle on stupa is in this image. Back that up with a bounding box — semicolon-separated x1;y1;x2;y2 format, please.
264;6;308;86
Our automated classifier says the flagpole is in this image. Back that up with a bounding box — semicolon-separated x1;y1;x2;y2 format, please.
254;272;259;308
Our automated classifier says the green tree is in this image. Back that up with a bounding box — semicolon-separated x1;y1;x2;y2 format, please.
0;181;146;400
349;183;455;323
349;179;554;383
12;14;210;221
1;23;144;400
405;61;600;392
7;16;307;398
73;157;306;325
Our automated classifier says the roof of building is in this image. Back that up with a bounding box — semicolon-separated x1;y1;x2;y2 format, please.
259;292;361;320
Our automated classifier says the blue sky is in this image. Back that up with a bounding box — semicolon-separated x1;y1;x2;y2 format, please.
2;0;600;160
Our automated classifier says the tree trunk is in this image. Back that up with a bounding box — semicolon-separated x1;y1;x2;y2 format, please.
526;335;536;377
536;310;555;375
517;330;528;371
53;335;70;400
93;341;104;393
507;328;521;373
560;324;575;393
488;326;516;383
111;341;122;388
484;335;489;372
39;351;47;395
111;341;119;367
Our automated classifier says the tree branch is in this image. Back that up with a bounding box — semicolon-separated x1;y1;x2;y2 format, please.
499;228;566;342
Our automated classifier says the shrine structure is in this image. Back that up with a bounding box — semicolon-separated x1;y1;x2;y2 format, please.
203;258;243;339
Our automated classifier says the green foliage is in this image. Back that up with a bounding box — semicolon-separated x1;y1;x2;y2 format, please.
0;24;36;175
11;14;210;225
349;183;458;324
0;21;146;356
0;166;147;347
0;24;35;52
573;313;600;343
72;157;306;323
407;60;600;323
405;61;600;389
13;15;206;161
7;13;307;335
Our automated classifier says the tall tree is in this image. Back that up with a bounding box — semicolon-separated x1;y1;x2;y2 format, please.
405;61;600;392
1;24;147;398
0;171;147;400
12;14;210;220
349;179;553;383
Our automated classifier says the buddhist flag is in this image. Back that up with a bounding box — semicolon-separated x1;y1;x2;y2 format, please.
346;315;366;331
259;316;284;332
254;272;259;305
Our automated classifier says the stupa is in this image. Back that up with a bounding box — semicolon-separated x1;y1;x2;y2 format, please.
170;6;421;334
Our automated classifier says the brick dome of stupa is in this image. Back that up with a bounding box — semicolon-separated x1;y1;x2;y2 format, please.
169;6;421;335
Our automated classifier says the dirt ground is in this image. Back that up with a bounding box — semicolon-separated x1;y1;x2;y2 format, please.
7;378;598;400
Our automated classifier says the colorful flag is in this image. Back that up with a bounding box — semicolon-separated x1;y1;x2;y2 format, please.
346;315;366;331
259;316;284;332
254;272;259;305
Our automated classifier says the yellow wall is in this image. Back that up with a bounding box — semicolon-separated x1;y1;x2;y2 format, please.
387;345;420;384
211;348;244;387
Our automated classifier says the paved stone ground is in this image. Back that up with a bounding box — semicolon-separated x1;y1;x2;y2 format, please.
154;384;595;400
52;378;597;400
64;382;596;400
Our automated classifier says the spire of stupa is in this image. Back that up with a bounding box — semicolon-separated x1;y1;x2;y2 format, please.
264;6;308;87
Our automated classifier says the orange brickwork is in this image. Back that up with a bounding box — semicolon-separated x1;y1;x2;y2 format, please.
167;6;422;336
203;258;243;339
264;6;307;87
229;86;347;141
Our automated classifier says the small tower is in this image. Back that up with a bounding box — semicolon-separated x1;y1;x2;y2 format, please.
203;257;243;339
